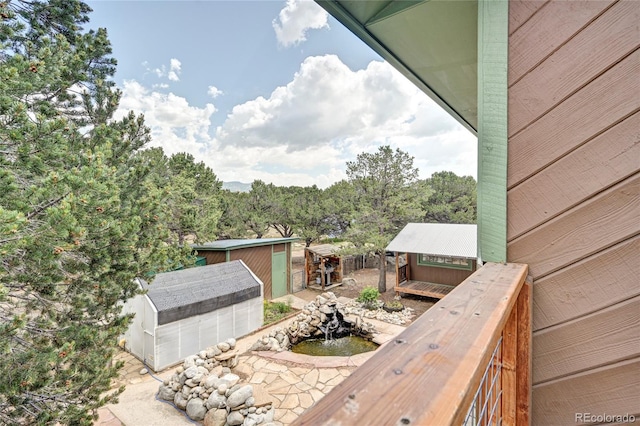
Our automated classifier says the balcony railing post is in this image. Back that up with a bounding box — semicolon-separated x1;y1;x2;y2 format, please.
516;280;532;426
502;293;518;425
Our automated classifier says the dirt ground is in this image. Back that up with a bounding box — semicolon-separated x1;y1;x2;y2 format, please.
292;250;436;318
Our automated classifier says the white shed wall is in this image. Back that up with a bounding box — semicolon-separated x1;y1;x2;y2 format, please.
150;295;263;371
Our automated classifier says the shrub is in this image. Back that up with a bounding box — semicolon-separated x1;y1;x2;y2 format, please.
263;300;293;325
357;286;380;309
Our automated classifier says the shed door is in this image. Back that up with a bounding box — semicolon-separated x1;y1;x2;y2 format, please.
272;251;287;298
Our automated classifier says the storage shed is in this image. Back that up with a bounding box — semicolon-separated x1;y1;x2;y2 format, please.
304;244;344;290
387;223;477;300
192;238;298;300
121;260;263;372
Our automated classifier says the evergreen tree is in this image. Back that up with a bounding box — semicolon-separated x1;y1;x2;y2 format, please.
421;171;477;223
345;146;423;293
0;1;190;423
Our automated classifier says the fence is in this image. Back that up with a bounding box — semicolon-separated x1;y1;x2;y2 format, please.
291;270;305;293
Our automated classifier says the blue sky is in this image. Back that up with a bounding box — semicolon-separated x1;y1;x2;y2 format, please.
86;0;477;188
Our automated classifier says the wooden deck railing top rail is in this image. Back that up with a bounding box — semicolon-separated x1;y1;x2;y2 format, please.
294;262;530;426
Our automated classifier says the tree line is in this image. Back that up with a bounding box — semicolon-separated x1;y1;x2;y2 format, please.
0;1;474;423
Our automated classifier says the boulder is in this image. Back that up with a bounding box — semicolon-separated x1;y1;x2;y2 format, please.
174;392;188;410
226;385;253;408
157;385;176;401
206;392;227;410
227;411;244;426
185;398;207;421
203;408;227;426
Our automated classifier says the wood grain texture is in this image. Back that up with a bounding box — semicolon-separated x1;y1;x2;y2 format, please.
516;282;532;426
408;253;476;286
509;0;613;84
477;0;509;263
507;112;640;240
230;245;274;298
532;296;640;384
532;236;640;330
509;0;549;35
508;174;640;279
532;358;640;425
508;49;640;188
293;263;528;426
394;280;455;299
503;304;519;426
509;1;640;135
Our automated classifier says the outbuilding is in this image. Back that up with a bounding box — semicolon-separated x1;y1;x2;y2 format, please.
304;244;344;290
192;238;298;300
121;260;263;372
386;223;477;300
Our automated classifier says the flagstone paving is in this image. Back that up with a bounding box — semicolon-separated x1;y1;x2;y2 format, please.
96;292;409;425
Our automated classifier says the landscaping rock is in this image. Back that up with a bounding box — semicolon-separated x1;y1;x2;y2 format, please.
226;385;253;408
226;411;244;425
174;392;188;410
203;408;227;426
157;385;176;401
186;398;207;421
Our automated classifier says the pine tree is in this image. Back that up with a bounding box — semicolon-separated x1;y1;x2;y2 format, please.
345;146;423;293
0;1;190;423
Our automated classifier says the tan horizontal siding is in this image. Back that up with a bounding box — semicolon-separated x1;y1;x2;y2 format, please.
532;296;640;384
532;236;639;330
532;358;640;425
507;111;640;239
509;0;639;136
508;174;640;278
508;46;640;188
508;0;549;35
508;0;640;424
509;0;613;84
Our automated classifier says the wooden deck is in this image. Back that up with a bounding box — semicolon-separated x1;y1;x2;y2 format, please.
395;280;455;299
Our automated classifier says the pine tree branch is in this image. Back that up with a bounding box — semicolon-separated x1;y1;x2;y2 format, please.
26;192;70;220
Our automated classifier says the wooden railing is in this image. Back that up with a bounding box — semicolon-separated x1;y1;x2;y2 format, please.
398;263;408;284
294;262;531;426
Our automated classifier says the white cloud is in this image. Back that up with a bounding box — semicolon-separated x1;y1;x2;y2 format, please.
168;58;181;82
145;58;182;82
207;86;223;99
273;0;329;48
114;55;476;188
116;80;215;156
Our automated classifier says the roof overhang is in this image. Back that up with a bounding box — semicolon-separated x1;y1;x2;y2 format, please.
317;0;478;134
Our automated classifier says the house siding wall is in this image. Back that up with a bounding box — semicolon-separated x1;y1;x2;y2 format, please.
408;253;476;286
507;1;640;424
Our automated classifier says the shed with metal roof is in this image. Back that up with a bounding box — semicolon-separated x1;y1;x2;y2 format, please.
387;223;478;299
121;260;263;371
192;238;298;300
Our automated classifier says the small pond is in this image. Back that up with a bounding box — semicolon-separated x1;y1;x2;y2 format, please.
291;336;379;357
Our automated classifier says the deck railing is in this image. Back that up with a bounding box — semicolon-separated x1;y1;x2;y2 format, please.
294;262;531;426
398;263;408;284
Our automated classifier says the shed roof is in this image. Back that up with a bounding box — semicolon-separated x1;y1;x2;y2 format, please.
305;244;341;257
386;223;477;259
139;260;261;325
192;237;299;251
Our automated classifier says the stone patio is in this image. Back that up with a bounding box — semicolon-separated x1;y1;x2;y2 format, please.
96;291;407;425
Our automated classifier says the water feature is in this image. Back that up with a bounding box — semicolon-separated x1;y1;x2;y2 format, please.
291;336;379;357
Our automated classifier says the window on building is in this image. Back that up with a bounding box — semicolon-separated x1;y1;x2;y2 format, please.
418;254;472;270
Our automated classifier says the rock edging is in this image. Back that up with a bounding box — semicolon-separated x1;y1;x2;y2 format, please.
156;337;274;425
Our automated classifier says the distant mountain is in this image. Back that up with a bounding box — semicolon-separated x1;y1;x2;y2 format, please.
222;181;251;192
